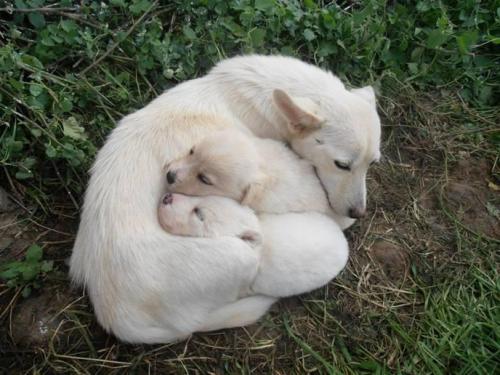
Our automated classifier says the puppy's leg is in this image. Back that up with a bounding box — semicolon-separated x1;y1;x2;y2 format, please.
199;295;276;332
252;213;349;298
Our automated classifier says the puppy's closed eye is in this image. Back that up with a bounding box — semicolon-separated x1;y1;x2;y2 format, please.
193;207;204;221
198;173;212;185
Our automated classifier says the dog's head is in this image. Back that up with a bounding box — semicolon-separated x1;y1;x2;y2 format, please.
158;193;261;247
273;87;381;219
165;130;265;202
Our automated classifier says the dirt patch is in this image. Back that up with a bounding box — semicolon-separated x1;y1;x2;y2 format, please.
444;158;499;239
10;288;77;348
369;240;409;281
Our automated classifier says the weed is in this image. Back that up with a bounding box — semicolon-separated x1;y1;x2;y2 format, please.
0;244;54;297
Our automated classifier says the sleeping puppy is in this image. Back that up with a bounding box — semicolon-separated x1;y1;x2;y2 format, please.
158;192;349;299
164;129;354;229
158;192;261;245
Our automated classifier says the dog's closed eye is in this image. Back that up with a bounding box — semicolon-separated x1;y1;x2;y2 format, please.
198;173;212;185
334;160;351;171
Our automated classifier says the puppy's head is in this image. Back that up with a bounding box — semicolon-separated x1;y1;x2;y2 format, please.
158;193;261;247
165;130;264;202
273;87;381;219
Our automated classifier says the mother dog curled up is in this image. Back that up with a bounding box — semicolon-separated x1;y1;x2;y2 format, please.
70;55;382;344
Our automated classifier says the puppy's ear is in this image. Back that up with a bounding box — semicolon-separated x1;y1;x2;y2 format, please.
240;182;265;207
273;89;324;135
351;86;376;107
239;230;262;248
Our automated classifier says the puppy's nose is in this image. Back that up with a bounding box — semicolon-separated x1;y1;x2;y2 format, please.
166;171;176;184
162;193;173;205
348;207;366;219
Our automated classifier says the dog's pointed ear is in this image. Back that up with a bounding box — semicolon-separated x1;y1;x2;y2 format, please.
273;89;324;135
351;86;376;107
239;230;262;248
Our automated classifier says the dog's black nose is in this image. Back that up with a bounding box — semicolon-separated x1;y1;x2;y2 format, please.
166;171;176;184
162;193;173;205
348;207;366;219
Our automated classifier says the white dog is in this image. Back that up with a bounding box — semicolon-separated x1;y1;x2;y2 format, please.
70;55;381;343
210;56;381;219
164;129;353;229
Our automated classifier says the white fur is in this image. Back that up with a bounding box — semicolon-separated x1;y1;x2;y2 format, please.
70;55;379;343
159;194;348;300
166;129;354;229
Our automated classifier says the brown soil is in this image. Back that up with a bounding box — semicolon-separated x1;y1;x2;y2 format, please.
444;159;499;239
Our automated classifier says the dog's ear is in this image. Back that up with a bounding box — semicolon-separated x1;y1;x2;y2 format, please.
273;89;324;135
238;230;262;248
240;181;265;207
351;86;376;107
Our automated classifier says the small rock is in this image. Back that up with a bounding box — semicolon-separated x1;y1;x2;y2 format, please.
11;292;70;348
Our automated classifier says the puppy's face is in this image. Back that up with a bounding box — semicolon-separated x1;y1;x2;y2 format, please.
165;130;262;201
274;87;381;219
158;193;261;246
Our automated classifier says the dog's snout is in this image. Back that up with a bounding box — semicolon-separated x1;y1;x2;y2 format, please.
166;171;176;184
348;207;366;219
162;193;174;205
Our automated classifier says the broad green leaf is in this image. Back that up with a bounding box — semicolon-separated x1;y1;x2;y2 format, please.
26;244;43;263
0;262;22;280
60;20;77;32
249;28;266;47
183;26;197;41
41;260;54;273
21;265;39;282
14;0;27;8
456;31;478;55
29;83;44;96
317;41;336;57
426;29;448;49
45;143;57;158
15;170;33;180
28;12;45;29
63;117;87;140
20;54;44;69
110;0;126;7
255;0;275;12
60;98;73;112
303;29;315;41
303;0;316;9
129;0;151;15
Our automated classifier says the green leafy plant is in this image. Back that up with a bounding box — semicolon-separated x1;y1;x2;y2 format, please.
0;244;54;297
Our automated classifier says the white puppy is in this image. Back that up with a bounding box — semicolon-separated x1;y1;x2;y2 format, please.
157;192;261;243
158;193;349;300
164;129;353;229
70;55;379;343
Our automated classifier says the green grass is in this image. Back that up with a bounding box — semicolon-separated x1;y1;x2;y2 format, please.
0;0;499;374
